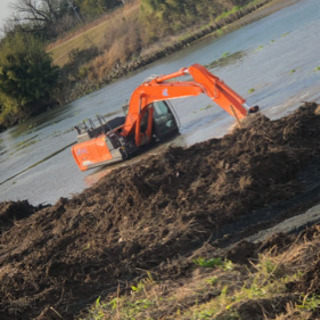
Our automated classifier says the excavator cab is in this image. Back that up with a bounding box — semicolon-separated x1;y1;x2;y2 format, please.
123;100;179;141
151;101;179;140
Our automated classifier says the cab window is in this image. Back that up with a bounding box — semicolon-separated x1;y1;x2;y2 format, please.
153;101;169;116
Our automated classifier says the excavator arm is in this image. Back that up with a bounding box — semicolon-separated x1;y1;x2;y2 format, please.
121;63;250;146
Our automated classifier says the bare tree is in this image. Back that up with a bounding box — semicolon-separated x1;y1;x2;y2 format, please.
13;0;61;25
12;0;61;25
8;0;126;38
8;0;79;38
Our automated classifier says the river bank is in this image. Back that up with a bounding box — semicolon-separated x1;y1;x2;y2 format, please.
1;102;320;319
60;0;300;104
0;0;299;132
1;0;318;207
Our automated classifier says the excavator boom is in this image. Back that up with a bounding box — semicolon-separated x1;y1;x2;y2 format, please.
121;63;247;145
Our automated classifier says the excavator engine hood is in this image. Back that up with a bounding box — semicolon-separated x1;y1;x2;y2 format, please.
71;135;124;171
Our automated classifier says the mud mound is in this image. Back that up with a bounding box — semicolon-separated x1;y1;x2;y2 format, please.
0;200;44;234
230;224;320;320
1;102;320;319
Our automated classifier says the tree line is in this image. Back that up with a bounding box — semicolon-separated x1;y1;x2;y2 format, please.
0;0;126;130
9;0;124;39
0;0;254;131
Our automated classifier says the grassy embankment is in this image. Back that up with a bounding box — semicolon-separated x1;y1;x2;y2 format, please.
48;0;274;104
82;225;320;320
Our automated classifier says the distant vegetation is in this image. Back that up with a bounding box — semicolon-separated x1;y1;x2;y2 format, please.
0;0;267;130
0;33;59;130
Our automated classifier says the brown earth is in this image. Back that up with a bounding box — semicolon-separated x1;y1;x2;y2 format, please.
0;201;46;235
1;102;320;319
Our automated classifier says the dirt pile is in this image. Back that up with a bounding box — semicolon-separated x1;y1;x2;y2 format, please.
1;102;320;319
0;201;45;235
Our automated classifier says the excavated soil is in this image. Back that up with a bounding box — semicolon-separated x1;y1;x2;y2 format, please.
1;102;320;319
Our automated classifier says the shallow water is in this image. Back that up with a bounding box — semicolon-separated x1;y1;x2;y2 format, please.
0;0;319;205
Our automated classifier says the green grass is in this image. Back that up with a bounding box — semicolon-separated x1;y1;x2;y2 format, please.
281;32;290;37
48;2;140;66
206;51;245;70
47;0;256;68
199;104;213;111
193;257;224;268
80;256;293;320
80;231;320;320
14;136;39;152
188;255;301;320
216;6;242;23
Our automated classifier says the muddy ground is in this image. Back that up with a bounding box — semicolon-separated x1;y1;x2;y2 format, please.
1;102;320;319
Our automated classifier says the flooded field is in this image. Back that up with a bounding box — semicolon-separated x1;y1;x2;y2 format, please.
0;0;319;205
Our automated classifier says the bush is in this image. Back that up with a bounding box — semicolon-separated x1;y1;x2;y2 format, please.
0;33;59;128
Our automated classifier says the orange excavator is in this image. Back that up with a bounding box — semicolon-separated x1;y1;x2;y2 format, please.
72;63;258;171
